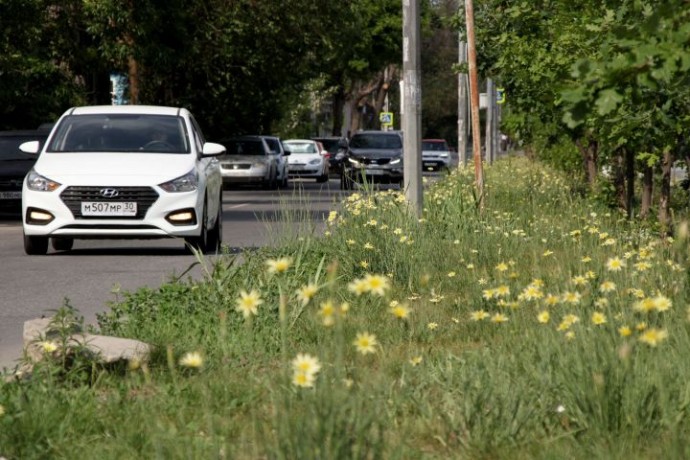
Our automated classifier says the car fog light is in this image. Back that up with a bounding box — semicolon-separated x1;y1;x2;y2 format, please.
166;209;197;225
26;207;55;225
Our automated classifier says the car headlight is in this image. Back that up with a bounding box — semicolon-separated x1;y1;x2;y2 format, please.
252;161;268;169
159;170;198;192
308;158;322;166
348;157;361;166
389;157;402;165
440;152;449;158
26;169;61;192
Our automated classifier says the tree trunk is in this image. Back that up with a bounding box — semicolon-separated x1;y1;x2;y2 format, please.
640;164;653;219
127;55;139;104
612;148;626;211
575;137;598;186
658;149;672;234
625;147;635;218
332;85;345;136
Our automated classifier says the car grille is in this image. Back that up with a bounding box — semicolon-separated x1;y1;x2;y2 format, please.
358;157;392;166
221;163;252;170
60;186;159;219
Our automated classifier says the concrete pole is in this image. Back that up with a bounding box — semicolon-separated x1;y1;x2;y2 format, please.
402;0;422;217
458;39;468;167
465;0;484;209
485;78;494;164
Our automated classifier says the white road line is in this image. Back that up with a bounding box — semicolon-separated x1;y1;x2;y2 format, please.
227;203;248;209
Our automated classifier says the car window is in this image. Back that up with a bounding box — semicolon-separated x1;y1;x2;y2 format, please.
350;133;402;149
223;140;265;155
47;114;190;153
422;141;449;151
285;142;317;154
189;115;205;152
263;138;281;153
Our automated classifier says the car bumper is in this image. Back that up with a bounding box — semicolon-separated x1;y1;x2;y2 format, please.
345;164;403;183
422;157;451;170
22;187;203;238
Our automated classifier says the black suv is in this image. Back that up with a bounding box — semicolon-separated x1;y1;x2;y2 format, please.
312;136;348;176
340;130;404;190
0;128;50;215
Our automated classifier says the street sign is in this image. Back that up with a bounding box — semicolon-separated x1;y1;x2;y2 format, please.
379;111;394;127
496;87;506;104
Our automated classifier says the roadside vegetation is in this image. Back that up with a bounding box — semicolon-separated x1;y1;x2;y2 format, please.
3;155;690;458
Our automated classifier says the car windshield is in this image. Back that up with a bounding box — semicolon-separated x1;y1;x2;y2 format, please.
0;135;46;160
422;141;449;151
223;140;265;156
286;142;318;154
350;133;402;149
47;114;190;153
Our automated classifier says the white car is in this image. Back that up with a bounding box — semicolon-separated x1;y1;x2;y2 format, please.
20;105;225;255
284;139;329;183
422;139;452;171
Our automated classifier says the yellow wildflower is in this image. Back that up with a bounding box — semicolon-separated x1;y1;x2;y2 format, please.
353;332;378;355
265;257;292;274
639;328;668;347
296;283;319;306
179;351;204;369
236;290;263;318
591;312;607;325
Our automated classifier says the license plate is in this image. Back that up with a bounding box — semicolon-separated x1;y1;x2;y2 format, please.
0;191;21;200
81;201;137;216
365;169;384;176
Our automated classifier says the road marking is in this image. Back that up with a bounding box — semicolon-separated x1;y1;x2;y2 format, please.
227;203;248;209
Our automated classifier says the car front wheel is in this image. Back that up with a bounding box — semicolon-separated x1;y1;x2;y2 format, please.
24;234;49;255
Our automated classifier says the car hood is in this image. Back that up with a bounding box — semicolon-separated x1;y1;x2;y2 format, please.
33;152;197;186
220;154;268;163
349;148;402;160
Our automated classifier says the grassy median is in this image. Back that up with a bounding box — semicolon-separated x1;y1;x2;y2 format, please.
2;155;690;459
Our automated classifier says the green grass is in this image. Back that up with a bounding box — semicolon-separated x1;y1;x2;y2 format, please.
3;155;690;459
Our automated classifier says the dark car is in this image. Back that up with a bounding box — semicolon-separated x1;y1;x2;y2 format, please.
0;129;50;216
340;130;404;190
312;136;348;176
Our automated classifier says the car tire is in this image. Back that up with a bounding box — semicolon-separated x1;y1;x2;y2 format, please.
185;202;209;254
205;197;223;254
316;172;329;183
280;171;289;189
52;237;74;251
24;234;49;255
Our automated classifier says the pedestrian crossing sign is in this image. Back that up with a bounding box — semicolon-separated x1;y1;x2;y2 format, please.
379;112;393;127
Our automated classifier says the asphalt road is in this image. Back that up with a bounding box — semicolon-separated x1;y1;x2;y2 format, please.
0;179;344;371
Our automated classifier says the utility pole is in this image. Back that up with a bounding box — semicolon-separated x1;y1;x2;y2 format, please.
458;37;468;167
485;78;494;164
402;0;422;217
465;0;483;210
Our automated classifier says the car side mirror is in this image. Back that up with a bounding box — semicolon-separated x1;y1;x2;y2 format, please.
202;142;226;156
19;141;40;155
283;147;291;156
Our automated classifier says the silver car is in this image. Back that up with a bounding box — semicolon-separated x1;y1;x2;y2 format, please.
218;136;281;189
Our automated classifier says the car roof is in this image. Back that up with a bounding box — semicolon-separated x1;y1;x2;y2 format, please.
284;139;316;143
67;105;185;116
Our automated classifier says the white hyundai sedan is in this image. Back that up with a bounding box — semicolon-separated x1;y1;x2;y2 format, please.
20;105;225;255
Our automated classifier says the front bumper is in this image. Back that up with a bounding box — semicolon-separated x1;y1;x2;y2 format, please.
22;185;203;239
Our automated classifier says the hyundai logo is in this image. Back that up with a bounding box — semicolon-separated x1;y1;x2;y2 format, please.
100;188;119;198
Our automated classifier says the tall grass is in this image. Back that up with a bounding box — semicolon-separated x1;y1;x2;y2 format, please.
2;155;690;459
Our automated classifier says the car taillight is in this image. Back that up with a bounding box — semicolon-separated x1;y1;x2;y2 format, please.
322;151;331;159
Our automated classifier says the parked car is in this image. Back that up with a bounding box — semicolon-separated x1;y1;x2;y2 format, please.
0;128;50;216
422;139;452;171
312;136;348;176
218;136;281;189
259;135;291;188
284;139;330;183
20;105;225;255
341;130;404;190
